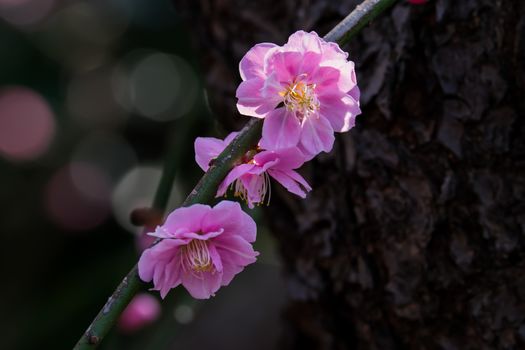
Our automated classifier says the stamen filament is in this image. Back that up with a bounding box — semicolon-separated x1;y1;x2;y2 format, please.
229;172;272;207
181;239;214;277
280;78;320;120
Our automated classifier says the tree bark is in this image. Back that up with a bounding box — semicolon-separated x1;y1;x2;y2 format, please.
177;0;525;348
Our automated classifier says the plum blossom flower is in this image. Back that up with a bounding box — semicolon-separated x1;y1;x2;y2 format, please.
195;132;312;208
138;201;258;299
118;293;161;333
236;30;361;160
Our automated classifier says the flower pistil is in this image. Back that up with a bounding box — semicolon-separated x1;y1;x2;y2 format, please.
181;239;213;274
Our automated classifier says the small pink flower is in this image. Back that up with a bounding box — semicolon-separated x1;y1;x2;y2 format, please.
138;201;258;299
407;0;427;4
236;30;361;160
195;132;312;208
118;293;161;333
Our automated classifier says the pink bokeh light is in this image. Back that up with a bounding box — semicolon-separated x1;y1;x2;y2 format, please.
0;0;55;27
118;293;161;334
69;161;112;202
0;86;56;161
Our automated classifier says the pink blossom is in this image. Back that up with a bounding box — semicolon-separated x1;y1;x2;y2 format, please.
138;201;258;299
136;231;156;253
195;132;312;208
118;293;161;333
236;31;361;160
407;0;427;4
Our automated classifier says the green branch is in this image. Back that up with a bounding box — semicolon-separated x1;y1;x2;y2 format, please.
73;0;398;348
324;0;398;46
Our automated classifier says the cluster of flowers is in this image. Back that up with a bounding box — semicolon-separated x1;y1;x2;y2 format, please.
138;31;361;299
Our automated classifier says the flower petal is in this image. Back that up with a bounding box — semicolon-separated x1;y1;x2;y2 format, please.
159;252;183;299
260;108;301;150
138;240;186;280
260;71;284;101
175;229;224;241
163;204;211;234
285;31;355;93
213;235;259;268
252;150;278;167
319;94;361;132
239;43;278;80
255;147;306;170
236;78;266;118
338;61;358;92
322;41;349;61
147;226;187;239
264;51;303;82
250;155;279;174
297;51;322;77
320;60;356;92
217;240;258;286
283;168;312;192
299;114;335;159
268;169;311;198
194;137;226;171
219;255;245;286
202;200;257;242
285;30;322;54
309;66;341;92
216;163;255;197
236;77;282;118
348;84;360;102
224;131;239;145
181;269;222;299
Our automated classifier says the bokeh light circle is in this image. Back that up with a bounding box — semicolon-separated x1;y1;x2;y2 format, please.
37;2;129;70
118;293;161;333
174;305;194;324
112;165;182;234
45;163;110;231
0;86;56;161
112;51;199;121
112;166;162;233
71;131;137;188
0;0;55;27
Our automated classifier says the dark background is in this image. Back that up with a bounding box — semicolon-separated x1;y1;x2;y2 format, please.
1;0;524;349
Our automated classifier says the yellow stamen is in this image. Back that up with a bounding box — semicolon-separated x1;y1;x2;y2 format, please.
280;78;319;119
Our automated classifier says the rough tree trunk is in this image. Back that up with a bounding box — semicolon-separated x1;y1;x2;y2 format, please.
178;0;525;348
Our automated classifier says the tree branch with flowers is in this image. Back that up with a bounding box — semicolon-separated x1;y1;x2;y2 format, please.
73;0;398;348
